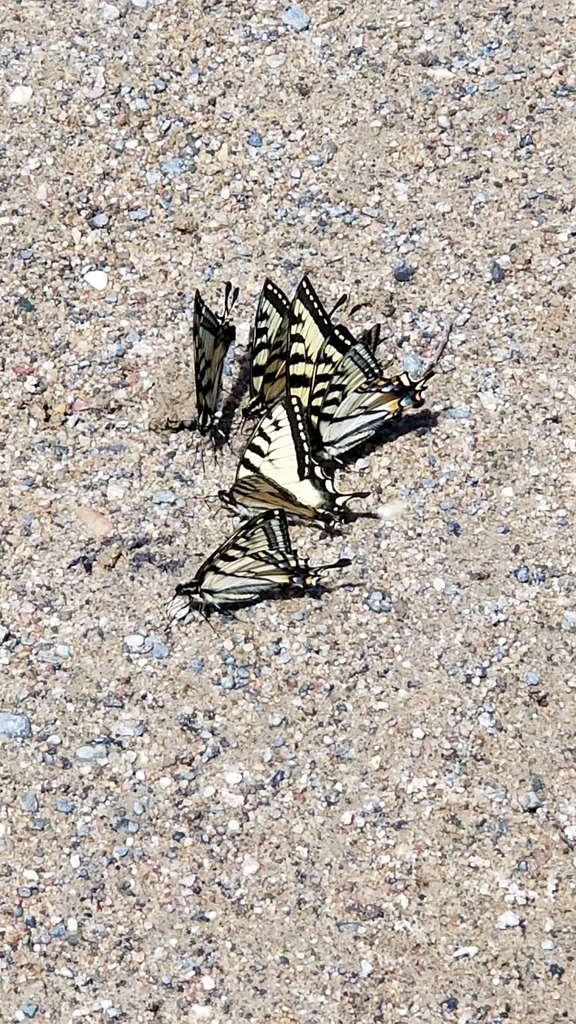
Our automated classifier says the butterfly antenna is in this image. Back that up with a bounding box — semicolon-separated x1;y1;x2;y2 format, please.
422;320;452;377
328;292;348;318
349;301;369;317
224;281;239;318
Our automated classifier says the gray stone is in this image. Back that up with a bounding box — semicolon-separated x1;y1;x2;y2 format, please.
562;611;576;632
75;745;107;762
522;791;543;811
161;157;185;176
151;642;170;660
21;794;39;813
446;407;471;419
152;490;176;504
129;209;150;221
394;262;415;283
89;212;109;229
403;353;424;376
268;713;286;728
0;713;31;739
282;6;310;31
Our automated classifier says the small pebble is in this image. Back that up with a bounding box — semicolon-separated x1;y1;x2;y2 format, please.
248;132;263;148
491;261;506;283
161;157;185;176
125;634;145;650
522;791;543;812
562;611;576;633
151;642;170;660
268;714;285;728
20;1007;38;1020
21;794;39;813
152;490;176;504
525;671;540;686
0;713;31;739
9;85;34;106
394;262;415;282
89;212;109;229
496;911;521;929
513;566;530;583
267;53;287;69
363;590;392;613
101;3;120;20
75;745;107;762
282;6;310;31
129;208;150;222
55;644;71;659
153;77;166;92
403;353;423;376
452;946;479;958
446;407;471;419
56;799;74;814
84;270;108;291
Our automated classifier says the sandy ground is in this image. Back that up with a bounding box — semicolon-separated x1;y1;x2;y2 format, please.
1;1;576;1022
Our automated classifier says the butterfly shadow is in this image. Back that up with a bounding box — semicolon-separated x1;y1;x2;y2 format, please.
335;408;442;469
213;347;252;451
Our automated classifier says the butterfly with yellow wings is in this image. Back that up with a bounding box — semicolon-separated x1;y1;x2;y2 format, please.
221;392;369;526
193;280;238;436
244;277;291;418
245;276;353;419
315;324;451;461
284;275;449;460
169;508;351;619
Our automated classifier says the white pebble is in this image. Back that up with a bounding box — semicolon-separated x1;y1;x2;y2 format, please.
84;269;108;291
106;480;125;501
124;634;144;649
360;959;374;977
67;918;78;933
9;85;33;106
433;577;445;592
341;811;353;825
267;53;287;68
101;2;120;19
201;975;215;991
241;854;260;876
496;911;521;929
452;945;479;958
412;727;426;740
224;770;242;785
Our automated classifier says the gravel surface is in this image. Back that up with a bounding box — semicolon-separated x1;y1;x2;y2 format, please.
1;1;576;1022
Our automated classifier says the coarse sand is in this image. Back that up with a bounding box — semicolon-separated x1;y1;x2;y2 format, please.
1;2;576;1022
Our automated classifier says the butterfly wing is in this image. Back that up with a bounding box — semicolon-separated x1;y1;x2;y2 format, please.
193;283;237;435
170;508;352;618
318;366;437;459
229;396;337;521
247;278;291;412
287;277;355;416
170;510;306;616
